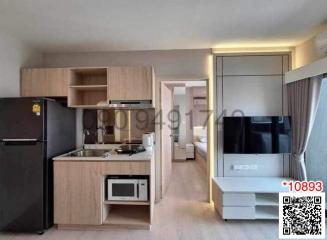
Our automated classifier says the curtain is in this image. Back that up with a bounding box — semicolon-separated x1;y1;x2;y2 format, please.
287;75;323;180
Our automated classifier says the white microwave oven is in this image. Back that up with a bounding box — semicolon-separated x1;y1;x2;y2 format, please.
107;176;148;201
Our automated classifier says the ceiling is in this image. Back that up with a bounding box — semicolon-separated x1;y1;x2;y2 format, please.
0;0;326;52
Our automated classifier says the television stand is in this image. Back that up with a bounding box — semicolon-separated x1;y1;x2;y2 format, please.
212;177;291;220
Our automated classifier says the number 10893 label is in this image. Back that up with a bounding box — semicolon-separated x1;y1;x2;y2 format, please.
279;181;325;239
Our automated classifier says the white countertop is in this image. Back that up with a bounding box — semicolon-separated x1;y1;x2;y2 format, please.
53;144;154;161
213;177;292;193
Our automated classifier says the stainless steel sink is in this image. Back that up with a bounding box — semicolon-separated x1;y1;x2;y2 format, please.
69;149;111;157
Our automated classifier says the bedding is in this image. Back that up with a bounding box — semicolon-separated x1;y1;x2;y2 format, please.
194;141;207;160
193;126;207;141
199;136;207;143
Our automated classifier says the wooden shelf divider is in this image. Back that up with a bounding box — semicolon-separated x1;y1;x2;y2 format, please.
103;200;150;206
70;85;108;91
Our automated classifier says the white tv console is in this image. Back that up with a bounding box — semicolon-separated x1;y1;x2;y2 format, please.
212;177;291;220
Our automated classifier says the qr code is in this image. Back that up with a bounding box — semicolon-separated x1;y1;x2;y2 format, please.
279;192;325;239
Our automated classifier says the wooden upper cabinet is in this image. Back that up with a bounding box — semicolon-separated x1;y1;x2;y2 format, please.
21;66;155;106
21;68;70;97
107;66;153;101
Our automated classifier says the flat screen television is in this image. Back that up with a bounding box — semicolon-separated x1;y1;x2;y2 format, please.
223;116;292;154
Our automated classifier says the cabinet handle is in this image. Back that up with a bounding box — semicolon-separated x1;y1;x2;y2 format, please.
137;183;139;198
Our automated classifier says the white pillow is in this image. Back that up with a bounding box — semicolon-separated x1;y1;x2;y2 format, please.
199;137;207;143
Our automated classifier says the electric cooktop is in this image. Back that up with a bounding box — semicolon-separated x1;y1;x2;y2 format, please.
115;144;146;155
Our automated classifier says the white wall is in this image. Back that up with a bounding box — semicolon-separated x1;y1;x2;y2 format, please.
43;49;210;76
0;32;43;97
216;54;290;177
294;37;320;69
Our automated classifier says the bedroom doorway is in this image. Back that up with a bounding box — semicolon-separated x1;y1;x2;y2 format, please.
160;80;209;201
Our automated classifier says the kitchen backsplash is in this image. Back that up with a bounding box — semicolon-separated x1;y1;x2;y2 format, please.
83;109;155;144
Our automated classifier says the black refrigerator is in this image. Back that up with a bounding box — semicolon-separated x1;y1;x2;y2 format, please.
0;97;76;233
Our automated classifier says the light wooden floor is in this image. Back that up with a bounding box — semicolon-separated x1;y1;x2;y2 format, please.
1;161;285;240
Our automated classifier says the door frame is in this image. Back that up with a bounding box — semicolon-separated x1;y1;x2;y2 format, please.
160;82;174;195
158;78;211;201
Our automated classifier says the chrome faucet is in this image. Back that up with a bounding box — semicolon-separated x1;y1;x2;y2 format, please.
82;129;90;147
97;127;107;144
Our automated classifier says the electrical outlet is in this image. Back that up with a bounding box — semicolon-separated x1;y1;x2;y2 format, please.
248;164;258;170
233;164;258;170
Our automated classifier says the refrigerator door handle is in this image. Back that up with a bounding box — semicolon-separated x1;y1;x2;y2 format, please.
1;139;38;142
1;139;39;145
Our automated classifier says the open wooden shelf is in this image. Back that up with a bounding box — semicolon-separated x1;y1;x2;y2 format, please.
103;205;150;228
68;89;107;106
100;155;154;229
68;68;108;107
104;200;150;206
70;68;107;86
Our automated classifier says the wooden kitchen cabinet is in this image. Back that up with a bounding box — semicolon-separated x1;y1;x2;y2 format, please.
107;66;154;101
21;68;70;97
53;157;154;229
54;161;102;225
21;66;155;106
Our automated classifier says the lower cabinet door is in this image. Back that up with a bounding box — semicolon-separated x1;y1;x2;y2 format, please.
54;162;102;225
